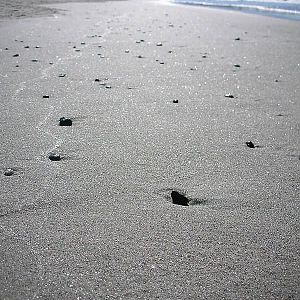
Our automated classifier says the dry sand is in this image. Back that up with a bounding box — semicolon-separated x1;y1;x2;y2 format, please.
0;0;299;298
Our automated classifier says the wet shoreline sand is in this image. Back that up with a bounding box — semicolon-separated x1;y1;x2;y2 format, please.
0;0;299;298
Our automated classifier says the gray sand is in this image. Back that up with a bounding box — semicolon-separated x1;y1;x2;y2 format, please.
0;0;299;299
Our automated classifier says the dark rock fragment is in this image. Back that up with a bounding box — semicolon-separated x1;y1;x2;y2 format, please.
171;191;189;206
234;64;241;67
4;169;14;176
246;141;255;148
43;95;49;99
58;74;66;77
235;37;241;41
13;54;19;57
173;100;178;103
225;93;234;98
59;117;72;126
49;153;61;161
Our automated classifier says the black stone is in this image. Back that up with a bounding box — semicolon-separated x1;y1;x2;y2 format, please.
234;64;241;67
49;153;61;161
246;141;255;148
43;95;50;99
171;191;189;206
95;78;100;82
225;93;234;98
173;100;178;103
4;169;14;176
59;117;72;126
235;37;241;41
13;54;19;57
59;74;66;77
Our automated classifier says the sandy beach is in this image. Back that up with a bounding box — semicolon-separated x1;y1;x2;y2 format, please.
0;0;299;298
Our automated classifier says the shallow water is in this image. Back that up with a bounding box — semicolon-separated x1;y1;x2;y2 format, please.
171;0;300;20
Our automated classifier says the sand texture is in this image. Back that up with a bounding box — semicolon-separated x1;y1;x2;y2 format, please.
0;0;299;298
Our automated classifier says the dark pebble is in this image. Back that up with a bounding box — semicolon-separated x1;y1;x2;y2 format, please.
202;55;207;58
59;117;72;126
190;67;197;71
173;100;178;103
137;55;143;58
58;74;66;78
246;141;255;148
13;54;19;57
31;59;38;62
15;65;19;68
168;50;173;53
156;42;163;46
235;37;241;41
105;85;112;89
49;153;61;161
234;64;241;68
24;46;30;49
225;93;234;98
35;46;40;48
4;168;14;176
4;48;9;50
160;62;165;64
43;95;49;99
95;78;100;82
171;191;189;206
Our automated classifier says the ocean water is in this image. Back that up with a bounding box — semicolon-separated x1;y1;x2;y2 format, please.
170;0;300;20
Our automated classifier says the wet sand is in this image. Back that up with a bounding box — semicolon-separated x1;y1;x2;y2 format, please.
0;0;299;298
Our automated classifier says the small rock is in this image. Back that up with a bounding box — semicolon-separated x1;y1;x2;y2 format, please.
137;55;143;58
75;49;80;52
160;62;165;64
31;59;38;62
105;85;112;89
59;117;72;126
234;64;241;67
4;168;14;176
81;42;86;45
13;54;19;57
140;39;145;42
15;65;19;68
156;42;163;46
171;191;189;206
58;74;66;77
225;93;234;98
275;79;279;82
35;46;40;49
202;55;207;58
125;49;130;53
43;95;50;99
95;78;100;82
173;100;178;103
49;153;61;161
235;37;241;41
246;141;255;148
4;48;9;50
190;67;197;71
168;50;173;53
24;46;30;49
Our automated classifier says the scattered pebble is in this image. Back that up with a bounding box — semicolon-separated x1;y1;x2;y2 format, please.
81;42;86;45
168;50;173;53
13;54;19;57
173;100;178;103
275;79;279;82
35;46;40;49
24;46;30;49
4;168;14;176
190;67;197;71
234;64;241;67
137;55;143;58
125;49;130;53
225;93;234;98
202;55;207;58
95;78;100;82
160;61;165;64
15;65;19;68
58;74;66;77
171;191;189;206
43;95;50;99
31;59;38;62
4;48;9;50
59;117;72;126
49;153;61;161
156;42;163;46
105;85;112;89
246;141;255;148
235;37;241;41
